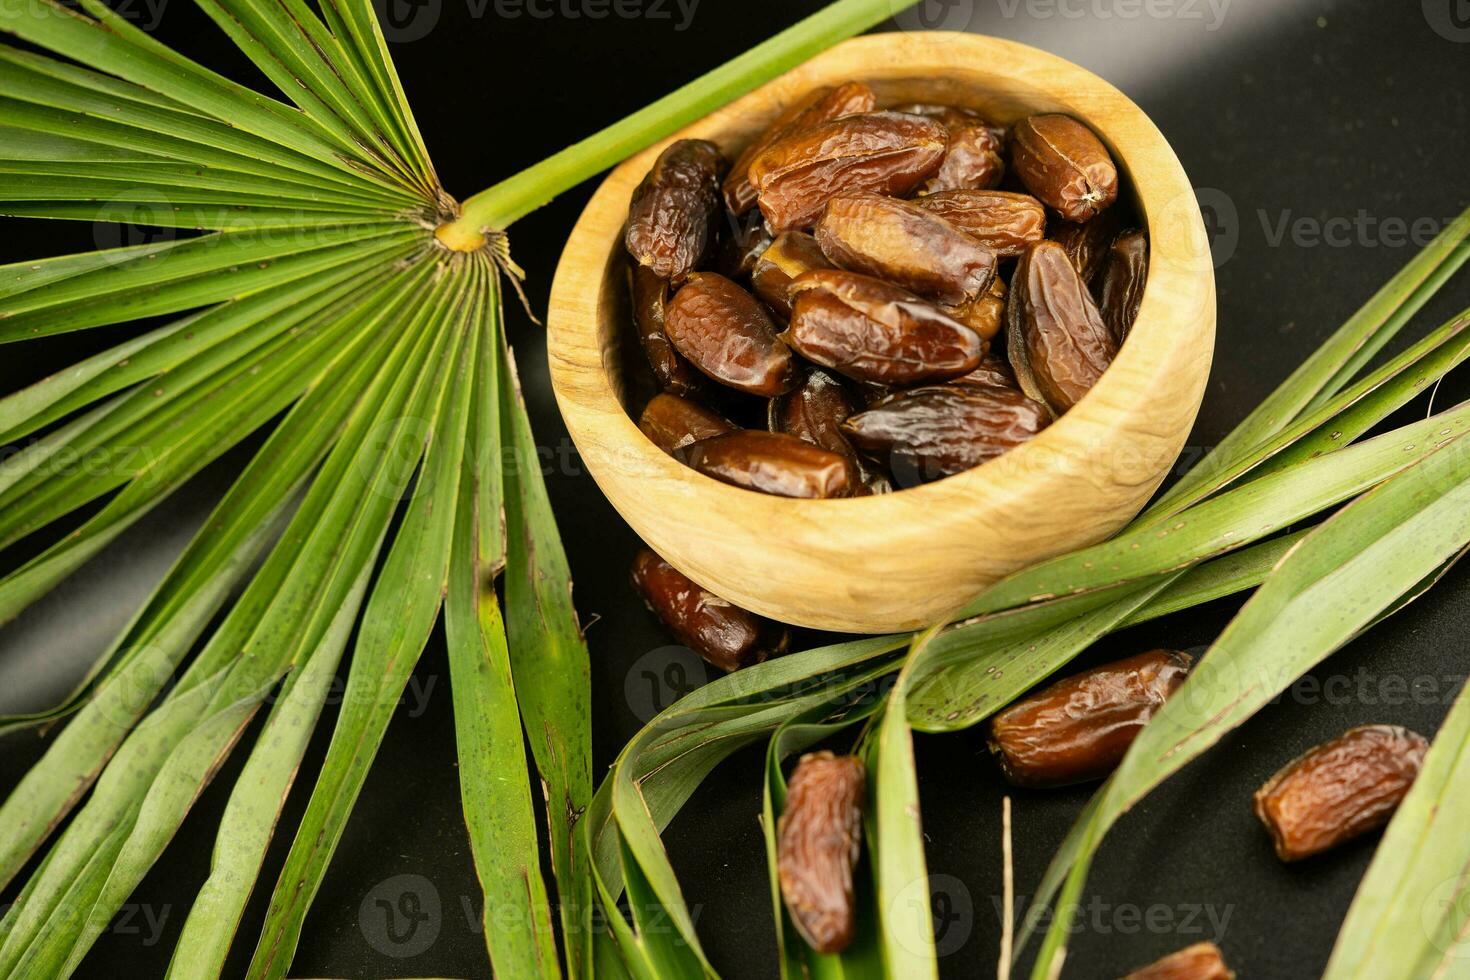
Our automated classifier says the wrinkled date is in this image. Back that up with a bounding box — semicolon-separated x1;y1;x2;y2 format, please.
638;392;736;454
682;429;858;498
1098;228;1149;344
1253;724;1428;862
630;549;789;672
987;649;1192;788
749;111;948;232
814;192;996;305
770;369;890;494
926;115;1005;193
1007;240;1118;414
712;209;776;280
785;269;984;385
751;231;833;319
914;189;1046;257
942;274;1007;343
777;751;866;955
724;82;878;215
625;139;727;281
665;272;801;396
843;384;1049;483
1124;942;1235;980
1010;114;1119;223
630;264;710;397
1051;207;1125;283
948;351;1017;389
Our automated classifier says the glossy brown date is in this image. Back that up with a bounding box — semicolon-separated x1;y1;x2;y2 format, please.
664;272;800;397
625;139;727;281
777;751;866;955
842;383;1049;482
1051;207;1125;284
1010;114;1119;223
712;209;776;280
769;369;891;494
941;274;1007;343
948;351;1017;389
1007;240;1118;414
638;392;736;454
630;264;709;398
785;269;984;385
1253;724;1428;862
1097;228;1149;344
751;231;833;319
630;549;789;672
683;429;858;498
1124;942;1235;980
987;649;1192;788
814;192;996;305
748;111;948;233
914;189;1046;257
724;82;878;215
921;110;1005;193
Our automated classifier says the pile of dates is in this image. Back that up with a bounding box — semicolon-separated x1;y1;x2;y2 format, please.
623;82;1150;498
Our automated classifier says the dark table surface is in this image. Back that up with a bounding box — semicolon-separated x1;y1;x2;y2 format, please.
3;0;1470;977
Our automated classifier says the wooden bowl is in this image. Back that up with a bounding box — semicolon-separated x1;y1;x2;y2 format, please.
547;32;1215;633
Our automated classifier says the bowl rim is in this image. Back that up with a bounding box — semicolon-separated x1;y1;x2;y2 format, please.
545;30;1215;630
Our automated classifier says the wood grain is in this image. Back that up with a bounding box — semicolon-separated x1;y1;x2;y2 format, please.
546;32;1215;633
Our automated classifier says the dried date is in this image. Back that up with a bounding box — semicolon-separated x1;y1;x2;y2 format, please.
987;649;1192;788
842;384;1049;483
1010;114;1118;223
625;139;727;281
751;231;833;319
1097;228;1149;344
914;189;1046;257
777;751;866;955
748;111;948;232
631;549;789;672
1007;240;1118;414
664;272;800;396
712;209;776;280
1051;207;1125;284
814;192;996;305
724;82;878;215
630;264;710;397
638;392;736;454
1124;942;1234;980
785;269;984;385
1253;724;1428;862
683;429;858;498
947;351;1017;389
769;369;890;494
941;275;1007;343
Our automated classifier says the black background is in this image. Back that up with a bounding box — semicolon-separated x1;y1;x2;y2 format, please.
3;0;1470;977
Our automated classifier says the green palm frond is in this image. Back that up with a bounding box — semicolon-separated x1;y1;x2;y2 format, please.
0;0;906;974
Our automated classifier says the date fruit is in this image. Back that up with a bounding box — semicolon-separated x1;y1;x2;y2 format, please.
630;264;709;397
712;209;776;280
1007;240;1118;414
683;429;858;498
638;393;736;454
814;192;996;305
1253;724;1428;862
948;351;1017;389
631;549;789;672
894;104;1006;193
777;751;866;955
748;111;948;232
751;231;833;319
769;369;890;494
625;139;727;281
843;384;1049;483
724;81;878;215
1051;207;1125;284
987;649;1192;788
1010;114;1118;223
1098;228;1149;344
785;269;984;385
942;275;1007;343
914;189;1046;257
1124;942;1234;980
664;272;800;396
